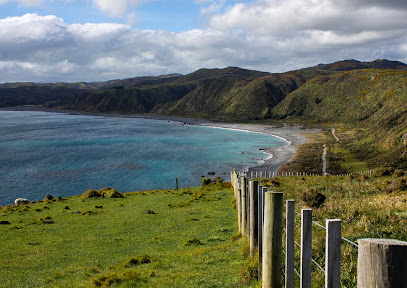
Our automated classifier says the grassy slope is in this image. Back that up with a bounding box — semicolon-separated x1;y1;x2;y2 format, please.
260;171;407;287
272;69;407;169
0;184;249;288
2;173;407;287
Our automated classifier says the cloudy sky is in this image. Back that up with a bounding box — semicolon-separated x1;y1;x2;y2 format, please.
1;0;407;83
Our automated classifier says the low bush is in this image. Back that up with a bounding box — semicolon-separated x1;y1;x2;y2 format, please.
201;177;212;186
184;237;202;246
83;189;102;198
374;167;395;177
90;270;142;287
98;188;123;198
301;188;326;208
126;254;153;266
386;177;407;193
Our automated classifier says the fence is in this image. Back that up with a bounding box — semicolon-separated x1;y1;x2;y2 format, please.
230;170;407;288
245;170;374;179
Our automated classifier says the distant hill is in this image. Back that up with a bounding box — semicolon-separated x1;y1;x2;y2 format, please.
3;59;407;168
311;59;407;71
0;74;183;107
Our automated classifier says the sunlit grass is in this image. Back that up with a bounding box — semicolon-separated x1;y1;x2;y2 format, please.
0;183;247;287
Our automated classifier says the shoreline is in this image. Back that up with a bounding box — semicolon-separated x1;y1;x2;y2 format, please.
0;106;320;176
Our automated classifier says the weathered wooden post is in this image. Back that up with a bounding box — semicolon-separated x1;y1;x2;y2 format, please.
301;209;312;288
326;219;341;288
262;192;283;288
241;176;247;235
286;200;295;288
176;177;178;189
249;180;259;258
247;180;250;239
258;185;263;259
357;238;407;288
237;177;242;234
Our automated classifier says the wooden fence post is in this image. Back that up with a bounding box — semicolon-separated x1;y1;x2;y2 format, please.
241;176;247;235
262;192;283;288
301;209;312;288
237;177;242;234
286;200;295;288
249;180;259;258
325;219;341;288
357;238;407;288
247;180;251;239
258;185;263;260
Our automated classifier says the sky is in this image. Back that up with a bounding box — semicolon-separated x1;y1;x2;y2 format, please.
1;0;407;83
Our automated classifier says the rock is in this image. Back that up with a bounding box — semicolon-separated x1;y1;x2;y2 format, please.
14;198;29;205
146;209;156;214
45;194;54;201
208;171;216;175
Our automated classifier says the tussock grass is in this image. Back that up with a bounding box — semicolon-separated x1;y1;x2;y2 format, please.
261;172;407;287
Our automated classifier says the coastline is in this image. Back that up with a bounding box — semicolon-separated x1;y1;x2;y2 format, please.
197;122;319;175
0;106;320;176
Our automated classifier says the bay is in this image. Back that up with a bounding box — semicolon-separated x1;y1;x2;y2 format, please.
0;111;287;205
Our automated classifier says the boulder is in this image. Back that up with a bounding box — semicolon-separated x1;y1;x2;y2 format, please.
14;198;29;205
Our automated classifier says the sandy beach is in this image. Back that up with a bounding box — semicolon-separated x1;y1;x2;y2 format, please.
195;122;320;175
1;106;320;175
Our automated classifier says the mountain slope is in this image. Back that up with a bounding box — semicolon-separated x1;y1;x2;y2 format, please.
272;69;407;167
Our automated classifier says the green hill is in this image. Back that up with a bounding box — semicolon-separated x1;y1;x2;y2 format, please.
271;69;407;168
3;59;407;168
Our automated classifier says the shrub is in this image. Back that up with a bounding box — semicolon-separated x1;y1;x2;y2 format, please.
126;254;153;266
301;188;326;208
374;167;395;177
184;237;202;246
44;194;54;201
270;179;280;186
39;215;54;224
201;177;212;186
99;188;123;198
83;189;102;198
90;270;142;287
394;169;405;177
213;176;223;183
386;177;407;193
230;233;241;242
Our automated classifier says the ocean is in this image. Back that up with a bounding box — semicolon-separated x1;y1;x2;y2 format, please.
0;110;287;205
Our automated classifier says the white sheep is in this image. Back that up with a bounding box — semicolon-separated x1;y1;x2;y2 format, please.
14;198;29;205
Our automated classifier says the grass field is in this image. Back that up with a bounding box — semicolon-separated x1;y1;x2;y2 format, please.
2;170;407;287
0;183;250;288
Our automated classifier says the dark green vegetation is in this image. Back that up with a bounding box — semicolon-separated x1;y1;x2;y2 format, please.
0;183;253;287
0;74;182;108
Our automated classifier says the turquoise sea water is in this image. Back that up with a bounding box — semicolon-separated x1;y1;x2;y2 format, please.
0;111;287;205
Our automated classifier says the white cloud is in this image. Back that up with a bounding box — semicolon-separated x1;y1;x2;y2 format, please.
92;0;137;17
1;9;407;83
0;0;43;6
